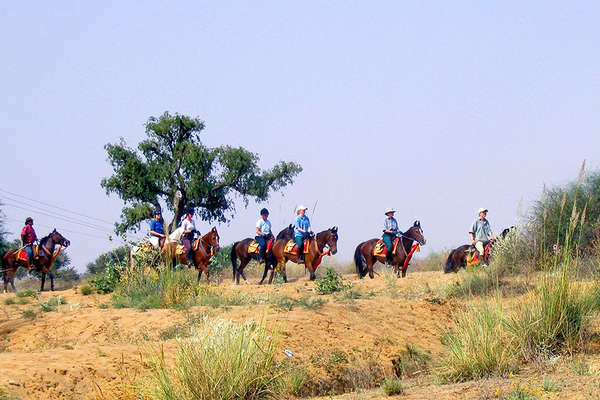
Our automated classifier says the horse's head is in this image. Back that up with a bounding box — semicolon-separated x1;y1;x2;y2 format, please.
277;224;294;240
404;221;426;246
325;226;339;255
49;229;70;247
207;227;220;251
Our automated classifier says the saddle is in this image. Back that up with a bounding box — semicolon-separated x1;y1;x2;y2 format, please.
248;238;274;254
284;238;310;255
16;245;39;262
466;241;493;265
373;237;400;257
175;239;201;255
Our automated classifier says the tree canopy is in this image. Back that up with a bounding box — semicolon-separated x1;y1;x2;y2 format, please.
102;112;302;234
85;245;130;275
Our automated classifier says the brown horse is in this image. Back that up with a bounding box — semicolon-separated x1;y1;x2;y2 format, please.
444;226;514;273
2;229;71;292
162;227;220;281
354;221;426;279
269;227;339;283
231;225;294;285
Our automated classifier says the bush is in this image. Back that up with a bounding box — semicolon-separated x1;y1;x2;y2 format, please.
381;378;404;396
16;289;37;298
79;284;93;295
90;260;126;294
3;298;15;305
315;267;351;294
392;344;431;378
144;318;283;400
445;266;500;298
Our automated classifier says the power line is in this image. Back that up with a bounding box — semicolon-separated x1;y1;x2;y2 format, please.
0;194;113;232
2;202;114;234
5;217;108;240
0;187;114;225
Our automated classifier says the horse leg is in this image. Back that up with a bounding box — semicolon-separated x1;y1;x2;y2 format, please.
40;272;46;292
368;257;375;279
259;260;270;285
237;259;249;285
49;271;55;291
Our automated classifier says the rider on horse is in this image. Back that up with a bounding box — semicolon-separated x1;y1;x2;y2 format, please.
180;207;198;266
255;208;273;263
21;217;38;269
149;209;166;249
469;207;495;266
383;208;401;265
294;205;312;262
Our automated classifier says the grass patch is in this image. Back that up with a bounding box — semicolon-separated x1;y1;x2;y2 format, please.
445;265;500;298
315;267;351;294
541;377;561;392
16;289;37;298
16;297;29;305
144;318;284;400
3;298;15;305
21;309;36;319
392;343;431;378
39;296;67;312
381;377;404;396
270;295;325;311
79;284;93;295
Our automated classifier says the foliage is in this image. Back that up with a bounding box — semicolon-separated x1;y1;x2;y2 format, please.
530;167;600;258
207;244;232;276
381;378;404;396
79;284;92;295
39;295;67;312
144;318;283;400
392;344;431;378
85;246;130;275
90;259;126;294
445;265;501;298
414;250;448;272
269;295;325;311
0;204;9;256
16;289;37;298
315;267;351;294
101;111;302;235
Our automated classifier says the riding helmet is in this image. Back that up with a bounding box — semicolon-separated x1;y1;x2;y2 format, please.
184;207;194;215
25;217;33;224
154;209;162;216
260;208;269;216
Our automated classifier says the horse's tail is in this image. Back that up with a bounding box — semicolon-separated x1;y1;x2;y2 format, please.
444;249;455;273
354;243;367;278
230;242;239;281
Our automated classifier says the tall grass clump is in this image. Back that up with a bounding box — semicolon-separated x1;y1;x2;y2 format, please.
438;303;517;382
144;318;283;400
445;266;501;298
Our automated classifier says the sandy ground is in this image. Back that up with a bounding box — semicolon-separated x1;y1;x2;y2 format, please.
1;268;599;399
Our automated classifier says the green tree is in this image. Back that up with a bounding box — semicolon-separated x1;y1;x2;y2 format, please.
101;112;302;234
85;245;130;275
0;204;9;255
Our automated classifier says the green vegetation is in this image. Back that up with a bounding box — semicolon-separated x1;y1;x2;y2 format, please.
445;265;500;298
392;344;431;378
315;267;351;294
16;289;37;298
39;296;67;312
21;309;36;319
381;378;404;396
101;111;301;235
90;259;125;294
270;295;325;311
144;318;284;400
79;284;93;295
3;298;15;305
85;246;129;275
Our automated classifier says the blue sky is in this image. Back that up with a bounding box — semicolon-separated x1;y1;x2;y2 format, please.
1;1;599;271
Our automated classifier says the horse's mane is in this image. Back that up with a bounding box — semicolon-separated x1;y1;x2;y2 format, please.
39;234;51;246
276;224;294;240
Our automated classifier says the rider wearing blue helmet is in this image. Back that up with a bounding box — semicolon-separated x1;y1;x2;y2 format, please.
149;209;166;248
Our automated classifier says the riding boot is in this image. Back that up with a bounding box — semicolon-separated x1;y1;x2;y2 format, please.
386;252;393;265
186;250;194;266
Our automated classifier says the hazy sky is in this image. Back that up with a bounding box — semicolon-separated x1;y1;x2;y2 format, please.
1;1;599;271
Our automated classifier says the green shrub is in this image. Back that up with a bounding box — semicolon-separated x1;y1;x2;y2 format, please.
3;298;15;305
270;295;325;311
21;309;36;319
392;343;431;378
91;259;125;294
381;378;404;396
144;318;283;400
79;284;93;295
315;267;351;294
39;296;67;312
445;265;500;298
16;289;37;298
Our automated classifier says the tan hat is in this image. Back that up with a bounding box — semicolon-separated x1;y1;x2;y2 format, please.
477;208;488;215
296;205;308;213
385;208;396;215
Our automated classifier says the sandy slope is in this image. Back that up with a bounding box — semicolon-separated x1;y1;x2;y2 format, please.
1;270;599;399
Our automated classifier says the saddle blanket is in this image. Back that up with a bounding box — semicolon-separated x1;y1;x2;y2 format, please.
248;239;274;254
16;245;38;262
175;239;201;255
283;239;310;255
373;238;399;257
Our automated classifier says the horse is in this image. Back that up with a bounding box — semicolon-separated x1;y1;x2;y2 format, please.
444;226;515;273
2;229;71;292
354;221;426;279
162;227;220;281
269;226;339;283
129;226;184;266
231;224;294;285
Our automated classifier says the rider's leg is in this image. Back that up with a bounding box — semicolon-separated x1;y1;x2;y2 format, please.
383;233;394;264
295;235;305;261
182;238;194;265
475;241;485;264
255;235;266;263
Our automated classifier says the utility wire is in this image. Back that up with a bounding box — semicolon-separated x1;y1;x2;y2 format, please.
5;217;108;240
2;202;114;234
0;187;114;225
0;194;113;232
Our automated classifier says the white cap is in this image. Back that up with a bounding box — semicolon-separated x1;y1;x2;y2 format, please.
385;208;396;215
477;207;488;215
296;205;308;213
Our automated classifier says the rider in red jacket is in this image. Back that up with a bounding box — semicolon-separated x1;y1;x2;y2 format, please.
21;217;38;262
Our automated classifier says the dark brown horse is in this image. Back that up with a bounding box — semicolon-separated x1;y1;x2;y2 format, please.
2;229;71;292
162;227;220;281
231;225;294;285
354;221;426;279
269;227;339;283
444;226;514;273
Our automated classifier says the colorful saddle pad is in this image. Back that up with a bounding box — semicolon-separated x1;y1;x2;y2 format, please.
175;239;201;255
283;239;310;255
248;241;260;254
373;238;399;257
